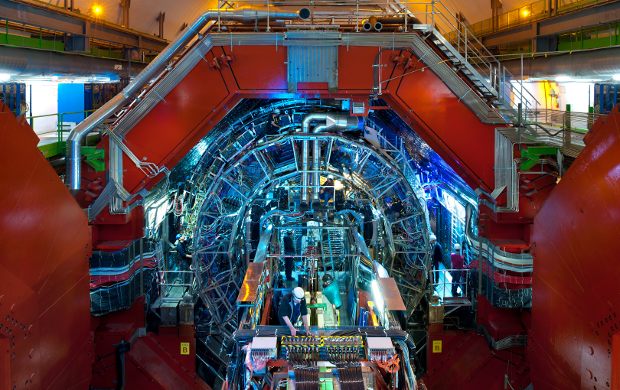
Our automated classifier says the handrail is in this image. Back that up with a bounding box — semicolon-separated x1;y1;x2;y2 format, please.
27;109;96;144
380;1;542;121
431;268;472;301
524;108;606;132
469;0;616;38
66;8;307;191
464;205;534;273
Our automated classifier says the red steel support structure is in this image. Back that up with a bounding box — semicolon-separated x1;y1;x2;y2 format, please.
0;104;92;388
531;107;620;390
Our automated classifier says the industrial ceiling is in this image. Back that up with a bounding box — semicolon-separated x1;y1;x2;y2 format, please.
43;0;529;40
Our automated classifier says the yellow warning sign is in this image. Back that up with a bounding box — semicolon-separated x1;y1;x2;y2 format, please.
432;340;442;353
180;342;190;355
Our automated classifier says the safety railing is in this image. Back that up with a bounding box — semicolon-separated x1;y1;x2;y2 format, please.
515;108;607;158
0;17;65;51
470;0;616;38
225;1;542;124
0;15;154;62
28;110;97;157
431;268;472;303
524;108;606;133
158;269;194;301
475;256;533;309
348;0;543;121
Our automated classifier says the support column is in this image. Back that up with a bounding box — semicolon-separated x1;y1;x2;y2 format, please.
120;0;131;28
491;0;502;32
157;12;166;39
83;20;91;52
549;0;559;16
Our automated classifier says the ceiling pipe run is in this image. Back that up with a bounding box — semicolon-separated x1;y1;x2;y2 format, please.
502;47;620;81
302;113;364;200
66;8;309;192
361;16;421;32
0;46;144;78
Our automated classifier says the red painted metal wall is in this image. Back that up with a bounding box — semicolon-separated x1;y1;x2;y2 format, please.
424;322;530;389
530;107;620;389
112;45;497;199
0;104;93;389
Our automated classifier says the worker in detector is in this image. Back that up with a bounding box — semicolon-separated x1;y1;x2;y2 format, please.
266;109;281;136
430;234;443;283
450;243;465;296
278;287;311;336
319;175;335;207
175;234;192;270
384;196;403;221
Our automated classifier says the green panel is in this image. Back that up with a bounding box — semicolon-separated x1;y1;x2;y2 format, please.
1;34;64;51
520;146;558;171
38;142;65;159
81;146;105;172
307;303;328;310
89;47;124;59
558;23;620;52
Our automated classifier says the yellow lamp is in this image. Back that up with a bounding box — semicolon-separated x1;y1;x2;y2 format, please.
520;7;531;18
92;4;103;17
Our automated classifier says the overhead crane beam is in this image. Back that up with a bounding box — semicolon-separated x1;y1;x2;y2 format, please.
0;0;167;52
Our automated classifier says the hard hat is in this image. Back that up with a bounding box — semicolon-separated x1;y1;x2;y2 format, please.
430;234;437;241
454;243;461;250
293;287;305;300
274;108;281;114
176;234;182;240
327;174;334;179
385;196;393;203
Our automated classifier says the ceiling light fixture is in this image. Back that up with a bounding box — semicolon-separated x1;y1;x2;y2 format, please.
92;4;103;17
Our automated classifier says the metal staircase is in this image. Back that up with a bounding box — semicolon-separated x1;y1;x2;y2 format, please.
409;22;534;128
429;32;498;100
321;229;345;272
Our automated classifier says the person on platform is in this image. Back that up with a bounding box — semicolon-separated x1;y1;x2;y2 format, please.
265;109;281;136
450;243;465;296
278;287;311;336
283;230;295;281
430;234;443;283
384;196;403;221
175;234;192;270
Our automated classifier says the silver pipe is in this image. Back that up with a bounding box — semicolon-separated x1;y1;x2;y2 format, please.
67;8;309;191
502;47;620;80
312;138;321;200
464;204;533;272
301;140;309;203
302;113;363;200
0;46;145;77
301;113;329;133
